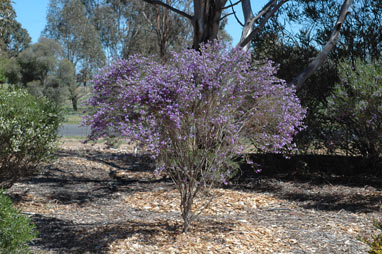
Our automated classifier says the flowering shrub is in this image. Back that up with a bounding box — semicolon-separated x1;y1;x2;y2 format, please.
318;59;382;160
0;88;62;189
85;41;305;232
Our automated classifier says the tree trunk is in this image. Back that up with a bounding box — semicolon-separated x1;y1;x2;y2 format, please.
192;0;227;49
141;0;353;91
181;190;194;232
239;0;255;52
294;0;353;91
238;0;287;50
72;97;78;111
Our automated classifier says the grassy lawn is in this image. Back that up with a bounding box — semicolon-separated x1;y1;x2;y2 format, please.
62;113;83;124
62;87;91;125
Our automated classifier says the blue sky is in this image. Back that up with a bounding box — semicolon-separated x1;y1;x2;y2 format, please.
12;0;50;43
12;0;269;46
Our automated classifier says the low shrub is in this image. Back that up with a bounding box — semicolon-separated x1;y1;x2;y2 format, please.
0;88;62;188
0;190;38;254
314;59;382;160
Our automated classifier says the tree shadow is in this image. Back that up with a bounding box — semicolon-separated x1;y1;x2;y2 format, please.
237;153;382;188
30;213;234;253
58;148;156;173
232;153;382;213
279;190;381;212
10;148;171;206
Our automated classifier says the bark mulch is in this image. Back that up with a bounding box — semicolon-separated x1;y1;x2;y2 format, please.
6;140;382;253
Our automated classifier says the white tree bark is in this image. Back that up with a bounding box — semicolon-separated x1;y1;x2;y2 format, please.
141;0;353;86
238;0;287;50
294;0;353;91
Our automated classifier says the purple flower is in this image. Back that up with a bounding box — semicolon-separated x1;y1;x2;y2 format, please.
84;40;305;186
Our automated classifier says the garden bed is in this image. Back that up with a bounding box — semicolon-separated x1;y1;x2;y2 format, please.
6;140;381;253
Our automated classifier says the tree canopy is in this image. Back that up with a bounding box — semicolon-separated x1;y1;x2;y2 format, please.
140;0;353;89
43;0;105;73
0;0;31;57
4;38;76;105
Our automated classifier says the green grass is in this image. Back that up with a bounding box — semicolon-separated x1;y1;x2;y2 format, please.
62;87;91;124
63;113;83;124
59;136;88;141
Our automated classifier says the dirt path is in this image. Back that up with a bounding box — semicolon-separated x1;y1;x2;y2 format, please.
7;140;382;253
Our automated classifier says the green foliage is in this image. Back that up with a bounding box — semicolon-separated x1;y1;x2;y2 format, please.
81;0;193;60
0;0;31;57
0;88;62;188
361;220;382;254
317;59;382;159
43;0;105;70
0;0;16;21
0;57;8;83
0;190;38;254
16;38;64;86
3;58;21;85
250;30;340;153
4;38;74;106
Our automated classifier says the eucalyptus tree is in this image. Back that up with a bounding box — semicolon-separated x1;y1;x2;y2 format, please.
286;0;382;64
249;0;382;152
43;0;105;75
43;0;105;109
141;0;353;90
5;38;76;105
0;0;30;57
81;0;193;60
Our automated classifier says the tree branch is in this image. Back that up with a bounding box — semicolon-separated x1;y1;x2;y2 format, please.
222;0;242;10
140;0;193;20
252;0;278;23
238;0;287;49
294;0;354;91
220;12;234;21
228;0;244;26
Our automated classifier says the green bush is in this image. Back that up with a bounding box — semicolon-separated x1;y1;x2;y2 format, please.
0;190;38;254
361;220;382;254
0;88;62;188
314;59;382;159
0;58;8;84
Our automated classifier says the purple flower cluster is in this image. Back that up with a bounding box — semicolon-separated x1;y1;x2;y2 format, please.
85;41;305;185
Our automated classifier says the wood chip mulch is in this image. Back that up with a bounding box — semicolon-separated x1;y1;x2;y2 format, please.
6;139;382;253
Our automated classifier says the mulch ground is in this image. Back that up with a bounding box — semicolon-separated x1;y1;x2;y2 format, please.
6;139;382;253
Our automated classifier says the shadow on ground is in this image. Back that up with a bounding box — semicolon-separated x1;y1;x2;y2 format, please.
11;149;171;207
30;213;234;254
232;153;382;213
8;147;381;253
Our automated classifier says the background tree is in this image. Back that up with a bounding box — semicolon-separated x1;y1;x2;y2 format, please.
249;0;382;152
80;0;193;60
58;59;84;111
282;0;382;64
43;0;105;109
0;0;30;57
4;38;76;105
141;0;352;90
44;0;105;70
